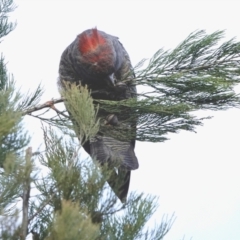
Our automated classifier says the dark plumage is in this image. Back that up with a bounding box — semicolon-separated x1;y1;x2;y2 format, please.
58;28;138;202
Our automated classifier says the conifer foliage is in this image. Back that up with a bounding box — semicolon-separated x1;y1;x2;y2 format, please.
1;0;240;239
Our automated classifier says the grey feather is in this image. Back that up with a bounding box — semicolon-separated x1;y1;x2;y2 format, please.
58;29;138;202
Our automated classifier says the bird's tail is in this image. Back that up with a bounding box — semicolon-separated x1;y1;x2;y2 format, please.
107;168;131;203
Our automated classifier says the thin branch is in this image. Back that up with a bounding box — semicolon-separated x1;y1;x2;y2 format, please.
28;196;53;224
22;89;103;117
22;98;64;116
34;108;51;117
50;104;69;118
21;147;32;240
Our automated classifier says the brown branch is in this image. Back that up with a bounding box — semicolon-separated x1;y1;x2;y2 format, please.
22;90;99;118
21;147;32;240
50;104;69;118
22;88;133;121
23;98;64;116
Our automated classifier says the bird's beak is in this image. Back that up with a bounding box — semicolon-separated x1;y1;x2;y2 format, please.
106;73;116;87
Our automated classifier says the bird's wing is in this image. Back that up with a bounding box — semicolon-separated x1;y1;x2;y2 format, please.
90;136;139;170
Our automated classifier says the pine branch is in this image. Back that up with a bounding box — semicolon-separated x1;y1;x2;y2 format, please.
28;189;56;226
22;98;64;116
0;0;16;40
22;30;240;142
18;84;44;111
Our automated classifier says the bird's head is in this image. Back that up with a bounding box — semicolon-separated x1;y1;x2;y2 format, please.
78;28;117;86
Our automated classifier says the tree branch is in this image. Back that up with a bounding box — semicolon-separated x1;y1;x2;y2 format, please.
21;147;32;240
22;98;64;116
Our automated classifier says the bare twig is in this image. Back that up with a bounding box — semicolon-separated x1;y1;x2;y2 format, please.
23;98;64;116
22;89;111;118
50;104;69;118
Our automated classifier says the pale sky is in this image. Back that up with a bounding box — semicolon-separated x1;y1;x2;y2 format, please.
2;1;240;239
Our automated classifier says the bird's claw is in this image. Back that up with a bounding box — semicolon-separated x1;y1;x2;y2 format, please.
104;114;119;126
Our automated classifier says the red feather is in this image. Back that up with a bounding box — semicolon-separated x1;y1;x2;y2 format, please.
79;28;106;54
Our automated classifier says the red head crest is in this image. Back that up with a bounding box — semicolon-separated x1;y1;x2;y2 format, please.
78;28;114;66
79;28;106;55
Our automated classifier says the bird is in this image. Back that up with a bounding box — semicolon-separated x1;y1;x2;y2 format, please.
58;28;138;202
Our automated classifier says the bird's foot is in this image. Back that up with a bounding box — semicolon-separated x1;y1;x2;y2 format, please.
104;114;119;126
114;82;128;92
